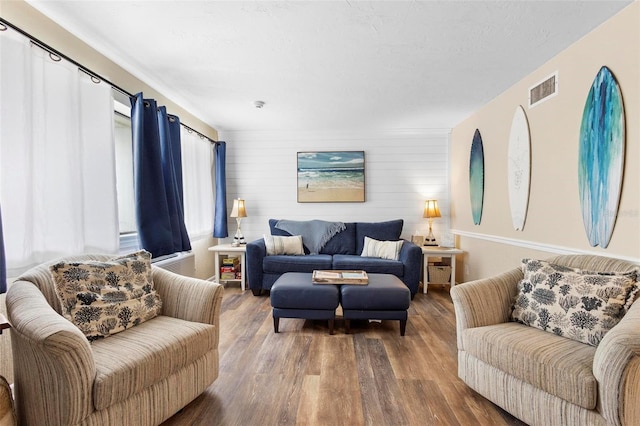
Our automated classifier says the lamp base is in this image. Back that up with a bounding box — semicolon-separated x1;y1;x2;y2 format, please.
424;228;437;246
233;218;246;246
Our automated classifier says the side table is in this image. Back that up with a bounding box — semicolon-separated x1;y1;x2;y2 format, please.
421;246;464;294
208;244;247;291
0;313;9;334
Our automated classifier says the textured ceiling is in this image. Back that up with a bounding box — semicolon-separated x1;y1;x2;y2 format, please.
26;0;632;132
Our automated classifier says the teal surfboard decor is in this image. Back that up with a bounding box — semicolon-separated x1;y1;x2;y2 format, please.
579;66;625;248
469;129;484;225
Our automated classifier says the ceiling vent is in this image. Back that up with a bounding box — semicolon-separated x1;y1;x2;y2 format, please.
529;71;558;108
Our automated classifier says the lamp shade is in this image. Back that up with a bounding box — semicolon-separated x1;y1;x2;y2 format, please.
230;199;247;218
423;200;441;218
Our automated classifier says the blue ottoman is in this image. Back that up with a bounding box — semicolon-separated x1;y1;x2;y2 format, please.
270;272;340;335
340;273;411;336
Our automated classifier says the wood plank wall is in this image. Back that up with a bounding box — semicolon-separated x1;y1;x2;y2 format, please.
218;129;451;244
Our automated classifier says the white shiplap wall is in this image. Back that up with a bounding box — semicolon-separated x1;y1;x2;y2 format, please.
217;129;451;244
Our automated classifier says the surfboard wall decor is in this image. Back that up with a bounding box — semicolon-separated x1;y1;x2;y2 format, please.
469;129;484;225
508;106;531;231
578;66;625;248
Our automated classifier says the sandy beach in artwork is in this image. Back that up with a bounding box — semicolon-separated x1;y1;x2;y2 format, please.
298;187;364;203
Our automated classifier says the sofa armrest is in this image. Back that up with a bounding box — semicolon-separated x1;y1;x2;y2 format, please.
7;281;95;425
399;240;422;296
246;238;267;293
594;298;640;425
450;267;522;349
152;267;223;326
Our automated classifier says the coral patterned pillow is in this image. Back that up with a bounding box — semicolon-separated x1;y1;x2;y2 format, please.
51;250;162;341
511;258;638;346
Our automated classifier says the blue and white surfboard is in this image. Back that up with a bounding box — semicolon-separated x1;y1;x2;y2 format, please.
578;66;625;248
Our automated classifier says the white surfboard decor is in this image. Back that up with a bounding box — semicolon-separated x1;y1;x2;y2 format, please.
507;106;531;231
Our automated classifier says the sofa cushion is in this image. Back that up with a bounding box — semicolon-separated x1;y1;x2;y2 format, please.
91;315;216;410
355;219;403;254
462;322;597;409
511;258;638;346
264;235;305;256
50;250;162;341
332;254;404;277
320;222;356;255
270;272;340;310
263;254;333;274
361;236;403;260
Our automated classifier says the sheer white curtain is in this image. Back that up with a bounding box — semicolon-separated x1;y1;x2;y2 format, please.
180;127;214;239
0;28;118;276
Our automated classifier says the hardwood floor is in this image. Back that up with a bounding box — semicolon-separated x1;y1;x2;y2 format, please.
162;284;527;426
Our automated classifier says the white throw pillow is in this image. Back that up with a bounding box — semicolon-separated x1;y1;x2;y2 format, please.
264;235;305;256
360;236;403;261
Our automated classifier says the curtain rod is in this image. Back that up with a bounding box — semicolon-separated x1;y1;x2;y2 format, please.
0;17;219;145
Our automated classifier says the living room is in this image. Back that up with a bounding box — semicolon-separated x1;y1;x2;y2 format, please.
0;1;638;425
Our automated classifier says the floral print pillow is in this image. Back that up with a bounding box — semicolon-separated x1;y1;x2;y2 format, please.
50;250;162;341
511;258;638;347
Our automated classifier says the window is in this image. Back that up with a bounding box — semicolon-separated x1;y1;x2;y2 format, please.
113;91;139;252
111;89;213;251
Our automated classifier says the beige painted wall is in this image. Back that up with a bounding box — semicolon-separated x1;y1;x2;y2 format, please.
0;1;218;142
451;3;640;282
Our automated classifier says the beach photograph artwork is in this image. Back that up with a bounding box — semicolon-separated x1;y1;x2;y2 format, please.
297;151;365;203
578;66;625;248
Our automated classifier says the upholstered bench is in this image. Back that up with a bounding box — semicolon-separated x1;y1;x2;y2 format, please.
270;272;340;334
341;273;411;336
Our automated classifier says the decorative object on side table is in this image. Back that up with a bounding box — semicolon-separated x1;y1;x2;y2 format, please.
411;235;425;246
423;200;441;246
230;198;247;246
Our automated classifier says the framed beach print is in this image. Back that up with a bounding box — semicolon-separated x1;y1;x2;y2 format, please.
297;151;365;203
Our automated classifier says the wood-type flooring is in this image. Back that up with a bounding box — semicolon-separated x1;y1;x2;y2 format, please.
162;284;527;426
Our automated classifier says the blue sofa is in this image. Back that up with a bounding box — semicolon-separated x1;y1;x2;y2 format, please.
246;219;422;297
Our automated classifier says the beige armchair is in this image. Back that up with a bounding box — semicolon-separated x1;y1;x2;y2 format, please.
451;254;640;426
6;254;223;426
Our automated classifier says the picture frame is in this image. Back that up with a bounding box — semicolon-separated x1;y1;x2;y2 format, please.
297;151;365;203
411;235;425;246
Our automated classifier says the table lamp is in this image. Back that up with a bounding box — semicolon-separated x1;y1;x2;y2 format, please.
423;199;441;246
230;198;247;246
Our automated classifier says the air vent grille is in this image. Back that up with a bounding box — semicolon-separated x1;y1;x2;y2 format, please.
529;72;558;108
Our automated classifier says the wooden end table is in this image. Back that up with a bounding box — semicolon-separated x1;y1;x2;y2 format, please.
0;313;10;334
208;244;247;291
421;246;463;294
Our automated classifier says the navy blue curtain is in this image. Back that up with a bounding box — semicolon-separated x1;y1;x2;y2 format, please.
213;141;228;238
131;93;191;258
0;205;6;294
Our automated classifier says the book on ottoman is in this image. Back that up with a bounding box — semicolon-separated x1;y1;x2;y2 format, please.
312;270;368;285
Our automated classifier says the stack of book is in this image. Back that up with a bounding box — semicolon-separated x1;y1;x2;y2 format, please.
220;256;241;280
